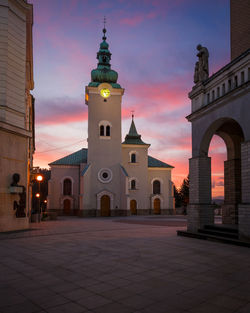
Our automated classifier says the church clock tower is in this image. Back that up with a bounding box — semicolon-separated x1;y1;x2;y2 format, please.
84;27;126;216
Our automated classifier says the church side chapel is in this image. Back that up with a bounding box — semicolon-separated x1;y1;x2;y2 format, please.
47;27;174;217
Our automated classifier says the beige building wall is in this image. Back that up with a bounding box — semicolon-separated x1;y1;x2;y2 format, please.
122;145;149;214
148;168;174;213
47;165;80;214
0;0;34;232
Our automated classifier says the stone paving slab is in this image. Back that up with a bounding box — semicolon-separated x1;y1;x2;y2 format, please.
0;216;249;313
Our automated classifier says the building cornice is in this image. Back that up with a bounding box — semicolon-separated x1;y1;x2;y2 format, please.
122;143;150;148
0;121;32;138
49;165;79;169
186;81;250;122
148;167;172;171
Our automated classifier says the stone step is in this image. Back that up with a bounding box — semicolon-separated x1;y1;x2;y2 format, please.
177;230;250;248
198;228;238;239
204;224;238;234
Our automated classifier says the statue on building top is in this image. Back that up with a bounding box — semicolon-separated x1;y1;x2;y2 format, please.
194;44;209;83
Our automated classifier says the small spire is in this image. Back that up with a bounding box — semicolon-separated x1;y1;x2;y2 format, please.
122;114;149;145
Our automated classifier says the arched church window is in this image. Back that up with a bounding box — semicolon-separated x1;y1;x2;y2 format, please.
100;125;104;136
106;125;110;136
153;180;161;194
131;179;136;190
131;153;136;163
63;179;72;196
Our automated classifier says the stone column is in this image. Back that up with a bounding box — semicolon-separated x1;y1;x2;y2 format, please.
239;141;250;240
187;156;214;232
222;159;241;224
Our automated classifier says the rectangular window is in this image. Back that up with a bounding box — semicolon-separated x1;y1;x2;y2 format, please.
212;90;215;101
234;75;238;88
241;71;245;84
228;79;231;91
222;83;225;95
207;93;210;104
217;87;220;98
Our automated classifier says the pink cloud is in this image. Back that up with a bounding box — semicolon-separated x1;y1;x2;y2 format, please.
36;97;88;125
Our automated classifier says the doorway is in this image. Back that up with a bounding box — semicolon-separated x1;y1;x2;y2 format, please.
63;199;71;215
130;199;137;215
100;195;111;217
153;198;161;214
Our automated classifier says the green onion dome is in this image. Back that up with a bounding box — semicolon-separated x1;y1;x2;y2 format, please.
88;28;121;88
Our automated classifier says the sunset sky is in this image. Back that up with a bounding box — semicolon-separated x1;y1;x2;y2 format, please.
30;0;230;198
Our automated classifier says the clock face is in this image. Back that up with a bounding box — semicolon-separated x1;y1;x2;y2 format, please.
100;88;110;98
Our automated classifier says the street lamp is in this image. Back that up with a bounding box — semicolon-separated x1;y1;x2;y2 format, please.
36;174;43;216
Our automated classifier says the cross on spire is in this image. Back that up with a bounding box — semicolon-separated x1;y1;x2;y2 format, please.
102;16;107;40
131;110;135;119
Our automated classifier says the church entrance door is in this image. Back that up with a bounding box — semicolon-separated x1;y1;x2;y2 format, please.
153;198;161;214
100;195;110;217
130;200;137;215
63;199;71;215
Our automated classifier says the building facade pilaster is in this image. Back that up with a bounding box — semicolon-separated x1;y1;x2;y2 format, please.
187;156;213;232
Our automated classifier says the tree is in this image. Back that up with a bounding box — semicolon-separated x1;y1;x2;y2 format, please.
179;175;189;208
173;184;182;208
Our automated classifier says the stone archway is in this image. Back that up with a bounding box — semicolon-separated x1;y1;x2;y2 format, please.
100;195;110;217
202;118;244;225
187;115;248;235
130;200;137;215
183;48;250;241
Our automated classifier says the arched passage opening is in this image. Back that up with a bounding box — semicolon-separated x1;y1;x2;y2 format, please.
209;135;226;223
201;118;244;225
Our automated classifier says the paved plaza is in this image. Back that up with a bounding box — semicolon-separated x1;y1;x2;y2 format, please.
0;216;250;313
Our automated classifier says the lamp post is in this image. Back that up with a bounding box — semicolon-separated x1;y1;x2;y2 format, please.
36;174;43;220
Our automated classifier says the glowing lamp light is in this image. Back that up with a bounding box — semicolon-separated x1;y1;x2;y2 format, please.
85;93;89;101
44;200;47;203
36;175;43;182
35;193;40;198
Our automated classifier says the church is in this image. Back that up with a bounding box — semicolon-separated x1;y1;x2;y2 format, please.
47;27;174;217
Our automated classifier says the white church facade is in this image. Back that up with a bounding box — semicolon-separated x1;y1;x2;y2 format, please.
47;28;174;217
